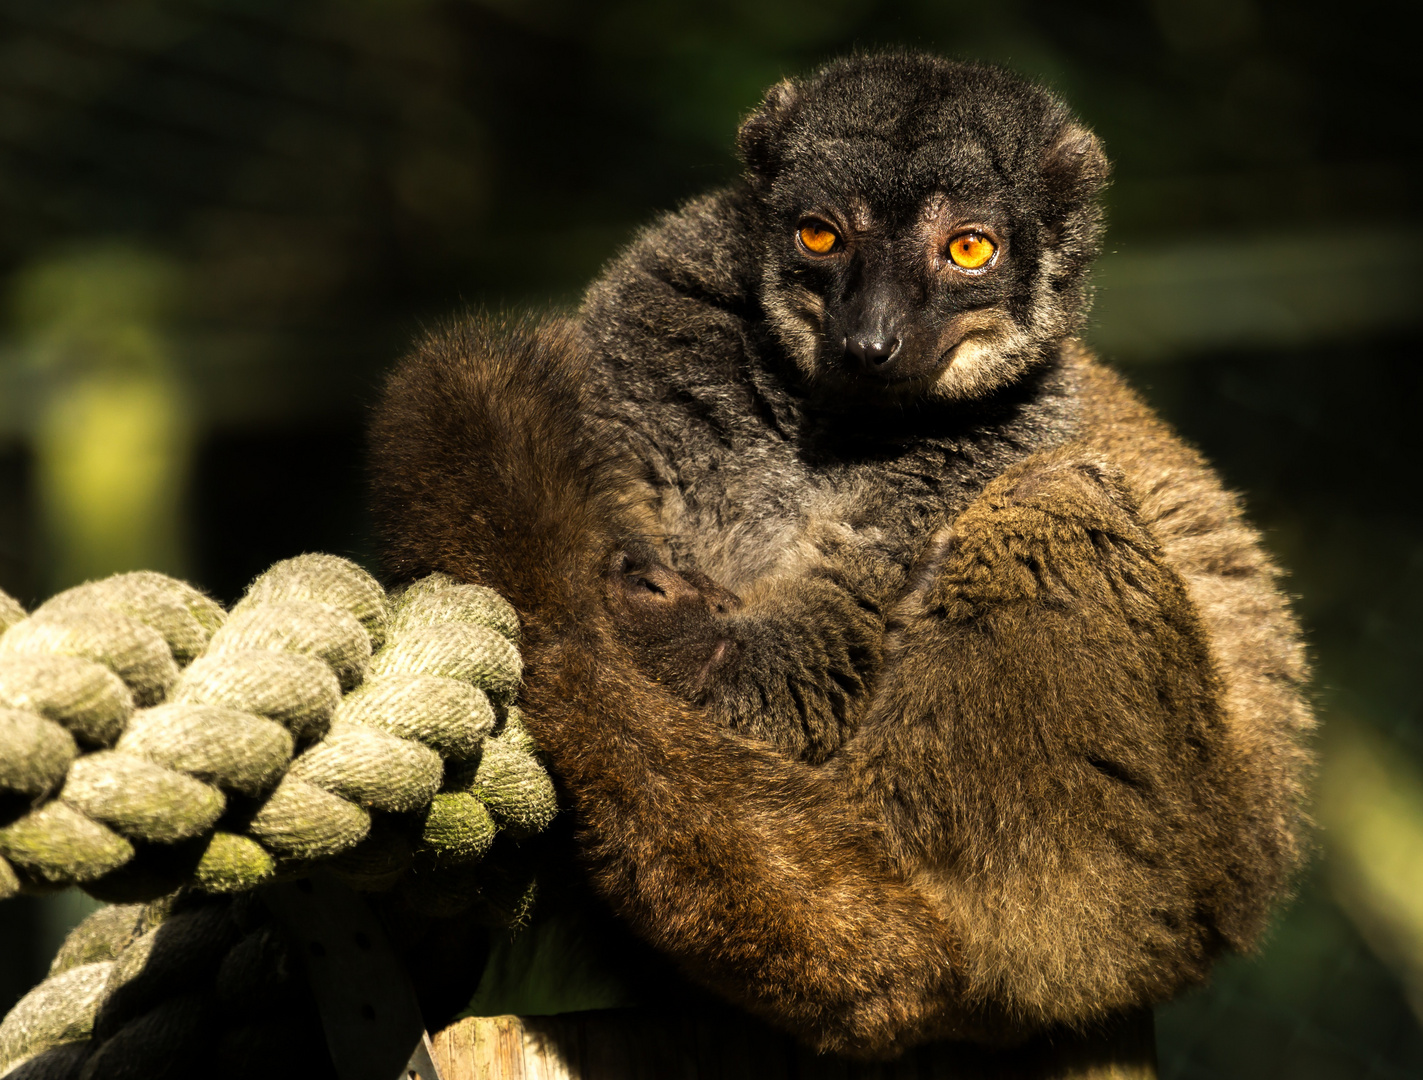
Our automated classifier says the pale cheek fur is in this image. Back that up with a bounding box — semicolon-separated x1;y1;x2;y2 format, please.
762;270;828;380
932;326;1033;401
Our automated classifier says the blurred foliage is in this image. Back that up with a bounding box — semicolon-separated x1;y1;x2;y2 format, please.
0;1;1419;1077
1323;721;1423;1021
34;371;189;587
10;244;190;589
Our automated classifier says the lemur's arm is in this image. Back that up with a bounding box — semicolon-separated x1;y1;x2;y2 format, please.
371;317;967;1053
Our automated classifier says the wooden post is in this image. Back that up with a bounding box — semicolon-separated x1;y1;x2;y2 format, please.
430;1008;1157;1080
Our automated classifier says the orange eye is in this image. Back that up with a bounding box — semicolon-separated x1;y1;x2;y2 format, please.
798;221;841;255
948;232;996;270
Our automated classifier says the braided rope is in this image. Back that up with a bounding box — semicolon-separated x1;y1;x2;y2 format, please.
1;893;334;1079
0;556;557;1077
0;555;554;901
0;853;544;1079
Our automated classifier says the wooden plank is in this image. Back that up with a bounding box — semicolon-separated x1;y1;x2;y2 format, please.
430;1008;1157;1080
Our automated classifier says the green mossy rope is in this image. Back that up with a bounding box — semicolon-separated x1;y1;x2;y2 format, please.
0;556;558;1077
0;555;553;900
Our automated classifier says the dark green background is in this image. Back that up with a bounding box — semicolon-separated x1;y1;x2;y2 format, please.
0;2;1419;1076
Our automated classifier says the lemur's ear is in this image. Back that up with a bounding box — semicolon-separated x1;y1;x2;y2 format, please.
1040;120;1111;226
737;79;802;186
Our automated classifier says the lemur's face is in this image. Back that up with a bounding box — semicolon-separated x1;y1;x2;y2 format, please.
759;159;1041;403
740;55;1108;405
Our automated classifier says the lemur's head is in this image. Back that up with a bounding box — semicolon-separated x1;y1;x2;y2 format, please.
739;53;1109;403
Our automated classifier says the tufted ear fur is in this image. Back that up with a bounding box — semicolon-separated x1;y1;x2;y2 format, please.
736;79;802;186
1039;120;1111;230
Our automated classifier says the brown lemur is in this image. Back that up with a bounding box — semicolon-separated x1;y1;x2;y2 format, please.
371;53;1313;1056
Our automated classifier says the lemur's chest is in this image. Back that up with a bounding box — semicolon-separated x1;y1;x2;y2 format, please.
591;340;1083;590
613;398;1015;590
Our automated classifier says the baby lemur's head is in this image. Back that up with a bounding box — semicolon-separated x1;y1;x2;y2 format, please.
738;53;1110;403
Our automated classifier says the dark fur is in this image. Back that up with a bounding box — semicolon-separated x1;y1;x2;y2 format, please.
370;54;1312;1056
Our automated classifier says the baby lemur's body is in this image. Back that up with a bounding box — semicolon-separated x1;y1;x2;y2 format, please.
372;54;1313;1056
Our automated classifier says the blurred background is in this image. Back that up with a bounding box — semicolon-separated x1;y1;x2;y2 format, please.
0;1;1418;1076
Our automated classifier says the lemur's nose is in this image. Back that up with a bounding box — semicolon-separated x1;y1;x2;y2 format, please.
844;335;903;370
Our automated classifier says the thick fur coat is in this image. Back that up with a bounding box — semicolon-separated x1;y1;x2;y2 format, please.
370;54;1313;1056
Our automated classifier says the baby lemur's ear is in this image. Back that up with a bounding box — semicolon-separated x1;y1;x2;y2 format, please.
1040;120;1111;228
737;79;802;185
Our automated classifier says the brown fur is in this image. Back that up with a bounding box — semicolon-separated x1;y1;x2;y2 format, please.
369;55;1313;1058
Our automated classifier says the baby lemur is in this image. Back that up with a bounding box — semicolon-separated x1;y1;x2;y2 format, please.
371;53;1313;1056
